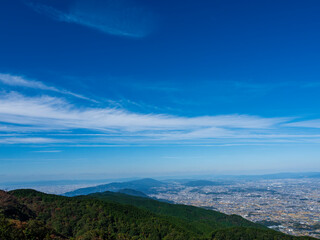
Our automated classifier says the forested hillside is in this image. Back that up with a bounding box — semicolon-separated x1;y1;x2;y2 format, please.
82;191;265;235
0;189;316;240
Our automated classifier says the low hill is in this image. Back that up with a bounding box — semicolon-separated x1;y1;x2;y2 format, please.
64;178;166;196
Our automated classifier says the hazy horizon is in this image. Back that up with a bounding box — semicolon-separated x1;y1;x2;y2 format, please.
1;170;319;184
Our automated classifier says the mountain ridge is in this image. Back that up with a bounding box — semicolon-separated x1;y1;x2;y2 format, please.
64;178;166;196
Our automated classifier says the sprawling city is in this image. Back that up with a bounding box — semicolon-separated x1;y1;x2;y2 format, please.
150;177;320;238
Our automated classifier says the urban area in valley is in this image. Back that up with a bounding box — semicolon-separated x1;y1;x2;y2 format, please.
149;177;320;238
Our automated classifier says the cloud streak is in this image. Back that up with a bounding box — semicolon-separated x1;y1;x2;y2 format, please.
285;119;320;129
25;0;153;38
0;73;95;102
0;137;62;144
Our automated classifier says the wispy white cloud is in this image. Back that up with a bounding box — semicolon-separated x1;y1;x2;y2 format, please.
285;119;320;129
0;92;289;133
0;73;96;102
1;91;317;145
0;137;61;144
25;0;153;38
33;150;62;153
0;73;56;90
1;75;320;145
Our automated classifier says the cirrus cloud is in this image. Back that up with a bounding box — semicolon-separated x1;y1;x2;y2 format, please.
24;0;154;38
1;73;320;146
0;73;95;102
0;92;289;133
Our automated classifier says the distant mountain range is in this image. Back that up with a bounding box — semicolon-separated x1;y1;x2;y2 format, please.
1;189;316;239
2;172;319;195
64;178;167;197
64;172;320;197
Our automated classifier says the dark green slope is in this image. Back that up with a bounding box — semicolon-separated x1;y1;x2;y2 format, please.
9;189;201;239
0;189;35;221
0;190;67;240
81;191;265;235
81;191;317;240
0;189;316;240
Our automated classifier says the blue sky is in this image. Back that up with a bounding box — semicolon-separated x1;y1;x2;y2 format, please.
1;0;320;181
